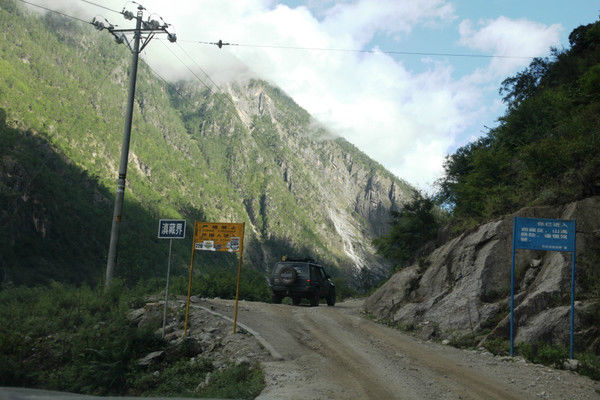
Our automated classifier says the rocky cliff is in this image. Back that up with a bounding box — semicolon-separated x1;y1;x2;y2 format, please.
365;197;600;353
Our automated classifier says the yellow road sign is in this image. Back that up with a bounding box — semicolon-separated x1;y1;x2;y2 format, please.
184;221;246;337
193;222;244;252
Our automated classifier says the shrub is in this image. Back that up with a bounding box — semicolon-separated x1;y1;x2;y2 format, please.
578;353;600;381
516;342;568;368
0;282;266;396
484;337;510;356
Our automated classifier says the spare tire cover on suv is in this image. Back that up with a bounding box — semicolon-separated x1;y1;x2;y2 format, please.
278;266;297;286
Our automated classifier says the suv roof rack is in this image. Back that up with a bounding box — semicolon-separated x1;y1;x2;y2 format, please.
281;256;316;263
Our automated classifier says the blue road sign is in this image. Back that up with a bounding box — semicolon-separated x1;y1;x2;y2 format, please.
511;217;576;359
514;217;575;252
158;219;186;239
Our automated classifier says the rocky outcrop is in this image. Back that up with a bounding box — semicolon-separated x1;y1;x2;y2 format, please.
365;197;600;352
221;80;414;277
128;295;274;371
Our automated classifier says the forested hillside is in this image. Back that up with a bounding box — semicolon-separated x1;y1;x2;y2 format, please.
437;18;600;232
0;0;413;286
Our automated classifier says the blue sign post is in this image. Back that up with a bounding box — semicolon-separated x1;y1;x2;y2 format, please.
511;217;576;358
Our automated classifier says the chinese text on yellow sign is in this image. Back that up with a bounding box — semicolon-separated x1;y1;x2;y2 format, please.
193;222;244;252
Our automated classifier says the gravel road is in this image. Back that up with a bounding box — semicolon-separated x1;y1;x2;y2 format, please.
202;298;600;400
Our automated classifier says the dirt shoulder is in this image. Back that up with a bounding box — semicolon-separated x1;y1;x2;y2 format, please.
199;297;600;400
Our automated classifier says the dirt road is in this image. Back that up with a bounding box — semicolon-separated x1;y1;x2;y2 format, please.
200;298;599;400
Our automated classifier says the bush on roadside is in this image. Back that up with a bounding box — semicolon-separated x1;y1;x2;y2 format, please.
516;342;568;369
578;353;600;381
0;281;266;397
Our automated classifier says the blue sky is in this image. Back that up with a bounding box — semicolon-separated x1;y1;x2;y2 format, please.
40;0;600;189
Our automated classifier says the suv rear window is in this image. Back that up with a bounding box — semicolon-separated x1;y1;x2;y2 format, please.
274;262;309;279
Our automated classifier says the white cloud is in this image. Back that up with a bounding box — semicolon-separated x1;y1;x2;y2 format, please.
27;2;562;191
321;0;456;45
459;16;562;75
144;1;469;187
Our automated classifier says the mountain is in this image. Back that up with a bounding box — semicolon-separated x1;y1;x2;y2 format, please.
0;0;414;285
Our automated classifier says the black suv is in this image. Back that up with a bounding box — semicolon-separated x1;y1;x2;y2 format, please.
269;259;335;306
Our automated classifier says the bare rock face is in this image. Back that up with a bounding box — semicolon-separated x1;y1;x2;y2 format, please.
365;197;600;349
222;79;414;278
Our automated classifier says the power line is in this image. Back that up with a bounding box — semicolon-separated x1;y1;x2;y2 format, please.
143;59;190;103
158;41;239;112
191;40;535;60
16;0;91;24
177;42;222;93
159;40;215;94
175;42;239;110
78;0;121;15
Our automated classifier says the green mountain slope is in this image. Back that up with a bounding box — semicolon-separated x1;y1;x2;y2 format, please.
0;1;414;285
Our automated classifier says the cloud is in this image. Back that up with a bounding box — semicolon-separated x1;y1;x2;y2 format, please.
138;0;466;188
458;16;562;75
25;2;560;191
321;0;456;45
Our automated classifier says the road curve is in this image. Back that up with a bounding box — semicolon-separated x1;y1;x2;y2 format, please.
203;298;541;400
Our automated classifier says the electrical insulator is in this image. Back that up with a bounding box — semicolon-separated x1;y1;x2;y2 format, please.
92;19;105;31
145;19;160;30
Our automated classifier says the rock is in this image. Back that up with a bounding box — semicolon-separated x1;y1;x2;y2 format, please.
514;306;571;344
138;350;164;366
127;308;145;323
442;339;450;345
236;356;251;366
138;302;164;329
165;329;184;342
164;337;203;360
195;372;212;391
563;359;579;371
365;197;600;348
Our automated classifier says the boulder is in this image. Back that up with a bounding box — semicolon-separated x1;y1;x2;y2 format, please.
138;350;164;366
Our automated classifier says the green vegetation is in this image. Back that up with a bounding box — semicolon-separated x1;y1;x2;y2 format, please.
578;353;600;381
436;18;600;232
516;342;569;368
373;192;442;270
0;282;265;397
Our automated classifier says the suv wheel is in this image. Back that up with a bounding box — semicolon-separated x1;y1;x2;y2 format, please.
327;288;336;306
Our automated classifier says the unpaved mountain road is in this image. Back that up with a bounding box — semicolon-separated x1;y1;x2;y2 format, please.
201;297;600;400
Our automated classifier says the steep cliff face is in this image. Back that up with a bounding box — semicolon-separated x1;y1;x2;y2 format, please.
365;197;600;353
205;79;414;275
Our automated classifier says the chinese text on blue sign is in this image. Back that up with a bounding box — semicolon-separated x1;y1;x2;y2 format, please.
514;217;575;252
158;219;186;239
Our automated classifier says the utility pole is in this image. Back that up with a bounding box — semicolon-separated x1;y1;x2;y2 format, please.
92;5;177;289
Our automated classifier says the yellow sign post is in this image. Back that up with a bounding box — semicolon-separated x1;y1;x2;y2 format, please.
183;221;245;336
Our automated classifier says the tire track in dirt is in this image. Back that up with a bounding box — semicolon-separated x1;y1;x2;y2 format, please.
202;298;599;400
323;307;533;400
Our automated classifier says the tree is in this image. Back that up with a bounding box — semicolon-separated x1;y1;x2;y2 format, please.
373;192;440;270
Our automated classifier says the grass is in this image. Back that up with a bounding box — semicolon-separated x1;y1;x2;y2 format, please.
0;281;265;398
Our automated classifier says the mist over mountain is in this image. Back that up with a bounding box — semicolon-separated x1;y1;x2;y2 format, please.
0;0;414;285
